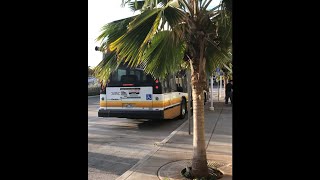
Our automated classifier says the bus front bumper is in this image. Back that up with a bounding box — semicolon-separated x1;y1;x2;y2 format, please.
98;109;163;119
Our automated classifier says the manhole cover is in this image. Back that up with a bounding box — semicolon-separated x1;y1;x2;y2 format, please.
158;159;232;180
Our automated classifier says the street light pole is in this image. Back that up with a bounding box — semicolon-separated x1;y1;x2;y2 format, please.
186;70;191;135
219;75;222;100
209;75;214;111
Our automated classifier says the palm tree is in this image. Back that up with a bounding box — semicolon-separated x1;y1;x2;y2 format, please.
94;0;232;178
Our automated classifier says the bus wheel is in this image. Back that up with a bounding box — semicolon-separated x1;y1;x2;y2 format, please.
179;99;186;119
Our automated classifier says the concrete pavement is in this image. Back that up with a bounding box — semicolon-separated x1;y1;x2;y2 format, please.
116;101;232;180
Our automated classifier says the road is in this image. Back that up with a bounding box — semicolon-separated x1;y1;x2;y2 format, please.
88;96;187;180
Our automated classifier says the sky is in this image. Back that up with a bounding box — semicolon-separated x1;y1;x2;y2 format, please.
88;0;221;67
88;0;134;67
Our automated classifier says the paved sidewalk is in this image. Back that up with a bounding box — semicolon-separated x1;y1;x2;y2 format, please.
117;101;232;180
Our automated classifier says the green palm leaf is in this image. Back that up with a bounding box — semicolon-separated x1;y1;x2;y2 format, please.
205;43;231;74
96;16;136;50
163;5;187;33
109;9;162;67
128;0;145;11
93;51;120;85
141;30;185;79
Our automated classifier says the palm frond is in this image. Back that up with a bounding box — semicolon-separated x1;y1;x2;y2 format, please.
127;8;161;30
141;30;186;79
128;0;145;11
223;62;232;73
110;9;162;67
163;5;187;40
95;0;232;85
179;0;193;13
121;0;133;7
93;51;121;85
203;0;213;10
222;0;232;12
96;16;136;51
207;4;222;17
163;5;186;29
143;11;162;45
200;0;208;8
140;0;167;10
205;44;231;75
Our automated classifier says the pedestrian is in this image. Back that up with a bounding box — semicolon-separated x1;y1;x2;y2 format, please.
225;80;233;105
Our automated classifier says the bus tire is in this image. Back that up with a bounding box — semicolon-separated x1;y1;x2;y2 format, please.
178;99;186;119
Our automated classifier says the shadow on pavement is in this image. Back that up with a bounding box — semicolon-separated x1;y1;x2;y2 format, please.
88;152;138;175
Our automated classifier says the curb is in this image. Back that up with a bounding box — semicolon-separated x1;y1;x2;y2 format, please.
116;116;190;180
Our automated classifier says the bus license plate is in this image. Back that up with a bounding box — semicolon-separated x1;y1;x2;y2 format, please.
123;103;134;108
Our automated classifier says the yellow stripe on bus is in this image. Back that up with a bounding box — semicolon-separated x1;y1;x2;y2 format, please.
100;97;184;108
164;105;181;119
100;101;107;107
170;98;181;105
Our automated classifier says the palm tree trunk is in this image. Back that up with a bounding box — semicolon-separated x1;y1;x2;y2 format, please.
190;77;209;177
189;38;209;177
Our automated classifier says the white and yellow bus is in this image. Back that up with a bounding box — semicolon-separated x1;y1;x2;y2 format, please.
98;64;189;119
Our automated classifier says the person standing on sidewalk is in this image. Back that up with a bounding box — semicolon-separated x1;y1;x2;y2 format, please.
225;80;233;104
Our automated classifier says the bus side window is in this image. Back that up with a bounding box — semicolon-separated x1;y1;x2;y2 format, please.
177;84;183;92
135;71;141;81
146;75;153;83
166;78;171;93
170;76;176;92
182;74;187;93
160;79;165;93
161;78;169;93
183;76;186;93
176;76;184;92
142;73;147;82
163;80;168;93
